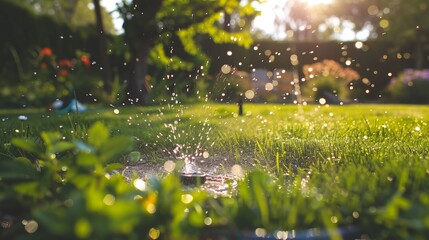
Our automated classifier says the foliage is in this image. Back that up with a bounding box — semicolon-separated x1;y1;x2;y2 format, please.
301;59;360;103
387;69;429;104
13;0;116;34
0;47;100;108
381;0;429;69
0;0;101;105
257;0;326;41
1;104;429;239
316;0;380;35
318;0;429;68
116;0;259;104
0;104;429;239
377;0;429;43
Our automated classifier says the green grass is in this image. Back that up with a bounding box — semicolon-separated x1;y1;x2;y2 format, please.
1;103;429;239
2;103;428;170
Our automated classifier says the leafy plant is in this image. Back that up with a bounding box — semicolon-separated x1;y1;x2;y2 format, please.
302;59;360;103
0;47;99;108
1;104;429;239
387;69;429;104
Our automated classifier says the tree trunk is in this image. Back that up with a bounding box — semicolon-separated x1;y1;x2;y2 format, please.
126;44;150;105
92;0;113;94
223;12;232;32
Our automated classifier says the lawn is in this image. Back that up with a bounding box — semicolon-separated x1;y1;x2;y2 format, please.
1;103;429;239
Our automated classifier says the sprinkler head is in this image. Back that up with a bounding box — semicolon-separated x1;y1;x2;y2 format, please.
180;173;207;186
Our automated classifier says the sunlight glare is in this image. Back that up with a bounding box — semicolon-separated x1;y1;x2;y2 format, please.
251;0;334;39
301;0;333;6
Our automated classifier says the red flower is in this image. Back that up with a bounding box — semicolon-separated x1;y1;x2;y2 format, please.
80;55;90;67
58;59;73;68
40;47;53;57
58;69;69;76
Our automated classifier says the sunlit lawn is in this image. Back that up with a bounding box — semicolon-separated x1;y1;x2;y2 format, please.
2;103;428;172
2;103;429;238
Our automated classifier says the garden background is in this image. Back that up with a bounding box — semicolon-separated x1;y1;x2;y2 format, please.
1;0;429;109
1;0;429;239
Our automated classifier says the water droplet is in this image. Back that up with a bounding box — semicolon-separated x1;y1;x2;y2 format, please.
24;220;38;233
245;90;255;99
204;217;212;226
181;194;193;204
148;228;160;239
133;179;146;191
255;228;267;237
163;160;176;173
146;203;156;214
264;49;271;56
231;164;243;177
103;194;115;206
265;83;274;91
18;115;28;121
355;41;363;49
275;231;289;239
379;19;389;28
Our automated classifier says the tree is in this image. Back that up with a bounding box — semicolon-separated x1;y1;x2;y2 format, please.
319;0;429;69
92;0;113;93
316;0;380;37
117;0;258;105
379;0;429;69
16;0;115;34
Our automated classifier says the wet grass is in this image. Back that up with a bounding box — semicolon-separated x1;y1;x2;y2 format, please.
2;103;429;170
2;103;429;238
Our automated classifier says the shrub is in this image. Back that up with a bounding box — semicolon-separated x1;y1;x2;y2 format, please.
0;47;100;108
301;59;360;104
387;69;429;104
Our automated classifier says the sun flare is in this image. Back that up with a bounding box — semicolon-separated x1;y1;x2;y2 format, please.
300;0;333;6
251;0;334;39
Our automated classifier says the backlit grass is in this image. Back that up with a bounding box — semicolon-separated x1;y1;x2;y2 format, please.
2;103;428;171
1;103;429;238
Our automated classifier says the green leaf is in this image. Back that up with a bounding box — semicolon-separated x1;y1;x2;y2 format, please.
128;151;141;163
11;138;42;155
51;142;75;155
0;157;37;181
40;132;61;147
99;136;133;163
69;174;94;189
75;218;92;238
105;163;124;172
76;153;99;167
88;122;109;147
13;181;50;200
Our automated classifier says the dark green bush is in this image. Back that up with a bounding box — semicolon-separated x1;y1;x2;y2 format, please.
387;70;429;104
0;1;101;108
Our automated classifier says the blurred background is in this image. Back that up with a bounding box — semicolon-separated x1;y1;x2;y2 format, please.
1;0;428;108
